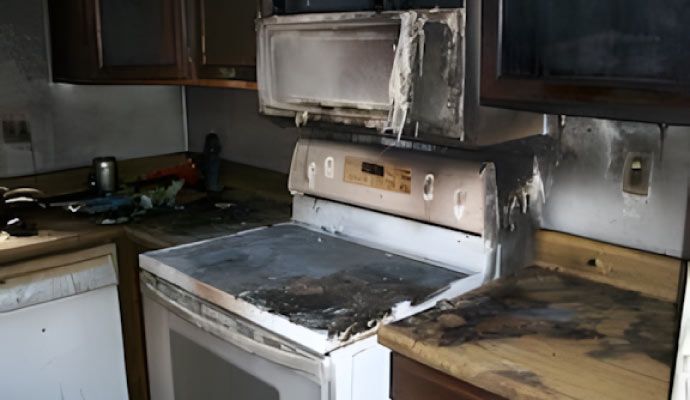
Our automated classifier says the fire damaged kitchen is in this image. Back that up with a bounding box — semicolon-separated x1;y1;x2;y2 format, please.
1;0;688;399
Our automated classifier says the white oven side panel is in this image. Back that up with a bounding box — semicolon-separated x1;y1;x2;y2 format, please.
329;335;391;400
143;294;326;400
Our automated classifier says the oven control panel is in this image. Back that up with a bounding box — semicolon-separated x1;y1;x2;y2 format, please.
288;138;494;236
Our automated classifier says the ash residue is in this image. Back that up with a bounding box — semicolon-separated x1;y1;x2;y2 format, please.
496;370;545;388
133;196;290;243
243;270;445;339
588;303;678;365
148;223;467;341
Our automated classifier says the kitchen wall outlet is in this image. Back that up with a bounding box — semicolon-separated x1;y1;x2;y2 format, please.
2;114;31;144
622;152;652;196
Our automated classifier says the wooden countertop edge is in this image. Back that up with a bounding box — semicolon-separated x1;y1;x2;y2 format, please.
0;227;124;266
0;224;176;266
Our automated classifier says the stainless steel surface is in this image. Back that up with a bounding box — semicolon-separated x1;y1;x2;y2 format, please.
256;2;547;147
93;157;118;193
541;117;690;258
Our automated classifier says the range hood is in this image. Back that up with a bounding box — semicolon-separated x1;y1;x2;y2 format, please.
257;1;547;146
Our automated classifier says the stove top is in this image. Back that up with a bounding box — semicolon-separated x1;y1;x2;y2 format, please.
142;223;467;341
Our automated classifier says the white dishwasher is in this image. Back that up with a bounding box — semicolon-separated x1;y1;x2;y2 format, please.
0;244;129;400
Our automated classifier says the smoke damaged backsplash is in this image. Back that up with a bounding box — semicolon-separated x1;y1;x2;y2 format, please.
0;0;186;177
542;117;690;258
186;87;300;174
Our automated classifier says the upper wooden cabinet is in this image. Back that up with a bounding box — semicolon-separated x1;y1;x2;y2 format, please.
48;0;100;81
481;0;690;125
48;0;257;85
96;0;186;79
190;0;257;81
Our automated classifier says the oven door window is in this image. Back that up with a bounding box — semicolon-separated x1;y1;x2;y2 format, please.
171;331;279;400
167;311;322;400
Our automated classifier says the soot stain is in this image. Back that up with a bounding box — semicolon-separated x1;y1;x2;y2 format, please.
243;271;442;339
136;197;289;239
496;370;545;388
394;267;677;366
588;309;677;365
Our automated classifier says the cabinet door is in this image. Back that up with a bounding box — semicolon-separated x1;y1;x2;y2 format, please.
390;353;506;400
96;0;187;79
481;0;690;125
192;0;257;81
49;0;101;82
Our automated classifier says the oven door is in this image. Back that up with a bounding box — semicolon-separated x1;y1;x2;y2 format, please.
141;272;327;400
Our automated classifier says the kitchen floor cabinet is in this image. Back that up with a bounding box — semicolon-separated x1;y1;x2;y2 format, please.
390;353;506;400
48;0;257;86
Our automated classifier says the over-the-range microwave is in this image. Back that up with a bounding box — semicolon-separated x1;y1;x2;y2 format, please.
256;0;548;147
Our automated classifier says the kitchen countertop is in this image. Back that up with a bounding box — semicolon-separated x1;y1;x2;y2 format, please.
0;189;291;266
379;265;678;400
0;158;293;400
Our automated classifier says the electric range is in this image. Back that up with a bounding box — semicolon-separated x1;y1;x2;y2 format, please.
139;138;528;400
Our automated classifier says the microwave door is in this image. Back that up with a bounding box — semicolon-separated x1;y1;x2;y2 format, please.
256;10;469;140
257;13;400;129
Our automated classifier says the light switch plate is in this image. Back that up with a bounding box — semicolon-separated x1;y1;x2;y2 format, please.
2;114;31;144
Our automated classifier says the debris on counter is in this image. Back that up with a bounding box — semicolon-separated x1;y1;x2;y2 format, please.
146;179;185;208
50;179;187;225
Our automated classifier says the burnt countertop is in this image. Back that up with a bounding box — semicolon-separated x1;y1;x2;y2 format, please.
0;189;291;265
378;265;678;400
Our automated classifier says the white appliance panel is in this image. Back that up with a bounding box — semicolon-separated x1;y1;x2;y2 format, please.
0;287;128;400
288;138;490;236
